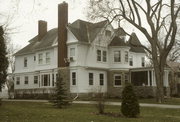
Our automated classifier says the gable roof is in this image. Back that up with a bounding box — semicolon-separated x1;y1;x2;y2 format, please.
109;36;127;46
127;33;146;53
68;19;108;43
14;28;57;56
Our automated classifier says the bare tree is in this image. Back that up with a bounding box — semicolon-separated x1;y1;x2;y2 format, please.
87;0;180;103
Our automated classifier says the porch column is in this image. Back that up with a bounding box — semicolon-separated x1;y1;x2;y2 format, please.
152;70;156;86
164;71;169;87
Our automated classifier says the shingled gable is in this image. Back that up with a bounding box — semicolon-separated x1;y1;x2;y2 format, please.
14;28;57;56
67;19;108;43
128;33;146;53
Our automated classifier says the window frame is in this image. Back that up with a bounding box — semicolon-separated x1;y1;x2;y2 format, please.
141;57;145;67
72;72;76;85
24;57;27;67
102;51;107;62
16;77;20;85
89;73;94;85
41;74;50;86
24;76;28;85
129;56;133;66
124;51;129;63
114;74;122;87
46;52;50;64
97;49;101;62
99;73;104;86
70;47;75;57
38;53;43;64
34;76;38;84
114;51;121;62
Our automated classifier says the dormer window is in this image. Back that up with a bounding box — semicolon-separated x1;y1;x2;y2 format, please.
105;30;111;37
24;57;27;67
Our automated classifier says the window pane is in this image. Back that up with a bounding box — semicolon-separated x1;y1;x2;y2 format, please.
142;57;145;67
46;52;50;64
129;56;133;66
114;75;122;86
89;73;93;85
103;51;107;62
100;74;104;85
38;54;43;64
24;76;28;84
24;57;27;67
34;76;38;84
114;51;121;62
72;72;76;85
125;51;128;62
97;50;101;61
70;48;75;57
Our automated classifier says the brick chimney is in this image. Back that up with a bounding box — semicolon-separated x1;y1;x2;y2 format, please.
38;20;47;41
58;2;68;67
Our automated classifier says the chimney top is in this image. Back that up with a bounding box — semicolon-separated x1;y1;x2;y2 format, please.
38;20;47;41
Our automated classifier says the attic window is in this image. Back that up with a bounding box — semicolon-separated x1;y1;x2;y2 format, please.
105;30;111;37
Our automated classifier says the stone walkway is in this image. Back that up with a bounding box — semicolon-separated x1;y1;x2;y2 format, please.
2;99;180;109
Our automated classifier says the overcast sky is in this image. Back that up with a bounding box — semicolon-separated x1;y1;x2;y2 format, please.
0;0;88;48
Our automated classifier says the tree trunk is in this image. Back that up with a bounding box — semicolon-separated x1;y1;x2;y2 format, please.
153;60;165;103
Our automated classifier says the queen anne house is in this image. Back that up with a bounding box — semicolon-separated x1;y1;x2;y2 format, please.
13;2;170;99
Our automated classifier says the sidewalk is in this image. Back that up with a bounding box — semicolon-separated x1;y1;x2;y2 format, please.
3;99;180;109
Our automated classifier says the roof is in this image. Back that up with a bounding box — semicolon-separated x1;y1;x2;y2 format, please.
109;36;127;46
127;33;146;53
14;28;57;56
68;19;108;42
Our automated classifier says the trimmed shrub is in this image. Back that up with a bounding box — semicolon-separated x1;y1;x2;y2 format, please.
121;83;140;118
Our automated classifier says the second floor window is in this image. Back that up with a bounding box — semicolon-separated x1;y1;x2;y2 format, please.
141;57;145;67
97;50;101;61
125;51;128;63
89;73;93;85
38;53;43;64
24;76;28;84
70;48;75;57
129;56;133;66
103;51;107;62
114;51;121;62
46;52;50;64
24;57;27;67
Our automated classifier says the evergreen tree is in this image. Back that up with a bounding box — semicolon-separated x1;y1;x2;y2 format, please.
121;83;140;118
50;73;71;108
0;26;8;92
0;26;8;106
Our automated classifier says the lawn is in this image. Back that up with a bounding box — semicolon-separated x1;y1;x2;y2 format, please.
0;101;180;122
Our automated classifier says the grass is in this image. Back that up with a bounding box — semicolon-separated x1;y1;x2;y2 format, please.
0;101;180;122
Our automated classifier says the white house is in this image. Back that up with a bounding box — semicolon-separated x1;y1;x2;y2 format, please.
13;2;170;98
